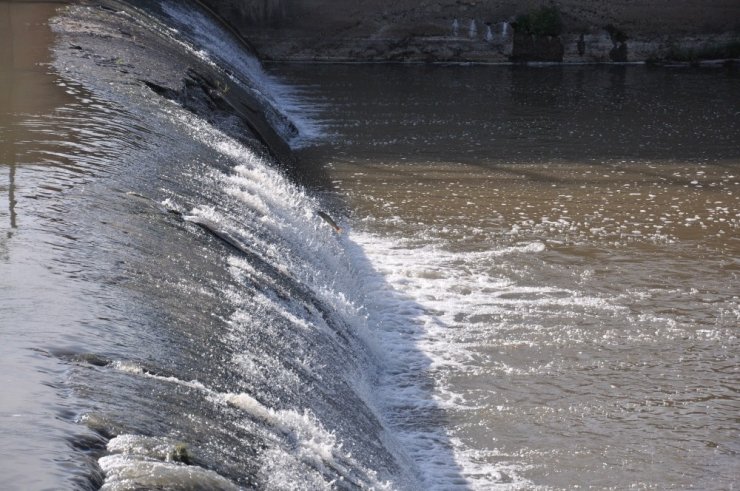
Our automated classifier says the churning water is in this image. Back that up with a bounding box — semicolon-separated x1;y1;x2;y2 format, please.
272;63;740;489
1;1;738;490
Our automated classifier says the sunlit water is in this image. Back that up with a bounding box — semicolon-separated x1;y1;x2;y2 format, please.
3;2;428;489
272;63;740;489
0;3;106;487
1;1;738;489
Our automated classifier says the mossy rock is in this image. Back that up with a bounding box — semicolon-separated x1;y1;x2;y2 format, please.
170;443;192;465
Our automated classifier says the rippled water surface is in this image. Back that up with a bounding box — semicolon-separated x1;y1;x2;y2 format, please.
273;63;740;488
0;3;104;487
3;3;439;489
2;2;739;488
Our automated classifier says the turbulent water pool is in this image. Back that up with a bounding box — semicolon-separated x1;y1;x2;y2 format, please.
274;63;740;489
1;1;738;490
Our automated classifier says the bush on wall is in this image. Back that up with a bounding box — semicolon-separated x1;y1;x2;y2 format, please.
514;6;563;37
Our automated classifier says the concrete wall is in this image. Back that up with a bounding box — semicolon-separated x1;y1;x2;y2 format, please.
201;0;740;62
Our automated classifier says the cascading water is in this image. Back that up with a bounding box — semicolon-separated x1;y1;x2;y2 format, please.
4;1;737;490
155;0;323;147
23;0;467;489
89;103;414;490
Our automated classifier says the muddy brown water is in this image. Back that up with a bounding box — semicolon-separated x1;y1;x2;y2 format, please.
273;62;740;489
0;3;91;488
1;2;739;487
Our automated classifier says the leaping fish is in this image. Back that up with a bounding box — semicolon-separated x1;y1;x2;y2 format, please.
317;211;342;234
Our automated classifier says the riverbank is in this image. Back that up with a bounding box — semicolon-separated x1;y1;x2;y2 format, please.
201;0;740;64
239;29;740;65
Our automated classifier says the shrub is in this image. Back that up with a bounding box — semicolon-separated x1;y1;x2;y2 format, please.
514;6;563;37
605;24;628;44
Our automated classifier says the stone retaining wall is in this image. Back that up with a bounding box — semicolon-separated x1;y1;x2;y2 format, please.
200;0;740;62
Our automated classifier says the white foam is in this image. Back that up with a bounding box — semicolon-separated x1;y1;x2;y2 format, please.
140;103;563;489
99;455;241;491
107;358;395;490
100;435;240;491
223;396;395;490
343;229;622;489
222;392;277;424
160;1;324;147
110;360;144;375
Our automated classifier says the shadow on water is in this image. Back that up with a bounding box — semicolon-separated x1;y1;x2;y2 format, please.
340;237;471;488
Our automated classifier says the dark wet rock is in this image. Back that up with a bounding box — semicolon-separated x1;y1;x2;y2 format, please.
75;353;112;368
170;443;193;465
80;413;125;440
143;68;296;169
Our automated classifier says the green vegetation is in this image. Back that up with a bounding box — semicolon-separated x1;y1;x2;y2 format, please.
215;78;230;95
170;443;192;465
514;6;563;37
604;24;628;44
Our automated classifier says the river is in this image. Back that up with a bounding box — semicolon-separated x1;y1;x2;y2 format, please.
1;1;738;489
271;62;740;488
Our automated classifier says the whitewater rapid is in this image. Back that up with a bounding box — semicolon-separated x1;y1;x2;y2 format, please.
4;1;734;489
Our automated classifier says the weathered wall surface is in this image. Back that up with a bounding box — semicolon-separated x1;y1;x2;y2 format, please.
200;0;740;62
